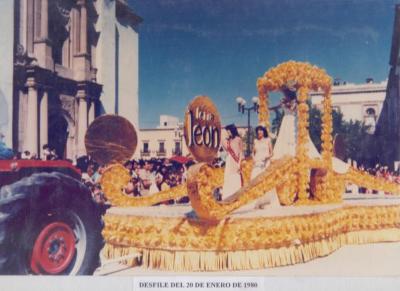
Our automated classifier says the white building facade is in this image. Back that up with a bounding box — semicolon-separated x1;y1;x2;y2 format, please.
138;115;187;159
310;80;387;133
138;127;188;159
0;0;140;160
137;115;248;160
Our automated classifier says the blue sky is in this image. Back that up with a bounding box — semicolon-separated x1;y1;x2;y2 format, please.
128;0;398;128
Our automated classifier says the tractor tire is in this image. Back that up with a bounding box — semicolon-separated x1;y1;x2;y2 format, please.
0;172;105;275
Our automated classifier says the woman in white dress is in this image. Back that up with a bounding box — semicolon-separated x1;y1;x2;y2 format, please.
272;89;298;160
246;88;297;210
251;126;273;179
221;124;243;200
272;87;323;160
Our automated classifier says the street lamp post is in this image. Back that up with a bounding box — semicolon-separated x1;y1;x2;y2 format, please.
236;96;259;157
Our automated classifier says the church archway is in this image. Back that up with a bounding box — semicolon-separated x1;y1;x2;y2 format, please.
48;111;71;159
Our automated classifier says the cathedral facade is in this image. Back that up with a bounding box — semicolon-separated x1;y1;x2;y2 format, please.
0;0;141;160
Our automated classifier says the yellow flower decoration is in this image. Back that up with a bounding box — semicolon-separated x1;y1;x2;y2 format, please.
100;164;223;207
99;60;400;215
255;61;334;204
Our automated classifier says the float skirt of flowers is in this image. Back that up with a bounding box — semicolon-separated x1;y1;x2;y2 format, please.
102;201;400;271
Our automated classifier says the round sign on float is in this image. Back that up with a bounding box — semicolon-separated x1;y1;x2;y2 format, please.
85;114;137;165
184;95;221;163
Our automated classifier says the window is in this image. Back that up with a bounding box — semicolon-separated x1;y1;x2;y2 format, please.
333;79;341;86
366;107;376;116
49;1;73;66
159;142;165;153
364;105;378;134
174;142;181;155
364;105;378;120
143;142;149;153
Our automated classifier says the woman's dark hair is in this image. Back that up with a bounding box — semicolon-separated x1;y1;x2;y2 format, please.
282;87;297;101
225;124;240;138
255;126;268;138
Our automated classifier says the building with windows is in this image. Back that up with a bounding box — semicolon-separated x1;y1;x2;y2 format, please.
138;128;187;159
137;115;187;159
0;0;141;160
157;115;180;129
310;79;387;134
136;115;249;160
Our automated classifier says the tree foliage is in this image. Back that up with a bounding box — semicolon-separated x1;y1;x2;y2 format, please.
271;104;375;166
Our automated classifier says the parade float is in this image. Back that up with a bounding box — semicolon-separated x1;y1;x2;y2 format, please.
92;61;400;271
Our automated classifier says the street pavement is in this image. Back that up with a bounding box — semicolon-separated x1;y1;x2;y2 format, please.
95;241;400;276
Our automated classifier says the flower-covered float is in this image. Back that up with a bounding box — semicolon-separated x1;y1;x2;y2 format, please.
90;61;400;271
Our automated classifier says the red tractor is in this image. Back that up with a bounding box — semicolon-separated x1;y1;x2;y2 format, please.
0;159;104;275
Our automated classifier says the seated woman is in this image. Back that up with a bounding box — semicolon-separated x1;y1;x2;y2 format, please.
237;87;297;211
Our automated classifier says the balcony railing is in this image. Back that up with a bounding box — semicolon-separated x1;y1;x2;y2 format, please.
140;150;150;157
156;150;166;157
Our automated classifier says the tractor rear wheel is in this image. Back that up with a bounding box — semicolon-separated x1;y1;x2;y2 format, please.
0;172;104;275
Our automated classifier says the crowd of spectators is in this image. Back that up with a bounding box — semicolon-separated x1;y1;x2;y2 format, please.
346;163;400;194
2;136;227;205
11;144;61;161
78;156;226;205
358;164;400;183
5;138;400;201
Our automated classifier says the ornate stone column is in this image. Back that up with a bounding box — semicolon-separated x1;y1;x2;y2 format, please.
72;0;90;81
33;0;52;68
26;0;34;53
40;90;48;158
71;6;79;54
25;78;39;156
41;0;48;38
19;0;28;50
77;90;88;157
79;0;88;54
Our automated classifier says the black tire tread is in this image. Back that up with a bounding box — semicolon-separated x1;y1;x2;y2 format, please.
0;172;104;275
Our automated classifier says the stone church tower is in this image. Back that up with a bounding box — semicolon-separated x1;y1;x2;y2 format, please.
0;0;141;161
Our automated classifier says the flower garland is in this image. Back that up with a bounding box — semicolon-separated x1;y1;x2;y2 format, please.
296;87;310;201
256;61;333;204
187;157;296;221
321;88;333;167
100;164;223;207
344;167;400;194
104;204;400;251
276;168;298;205
103;203;400;271
99;60;400;215
240;158;254;186
257;78;270;130
259;61;332;92
311;170;344;203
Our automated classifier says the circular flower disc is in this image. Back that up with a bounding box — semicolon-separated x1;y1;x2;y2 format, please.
85;114;137;165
